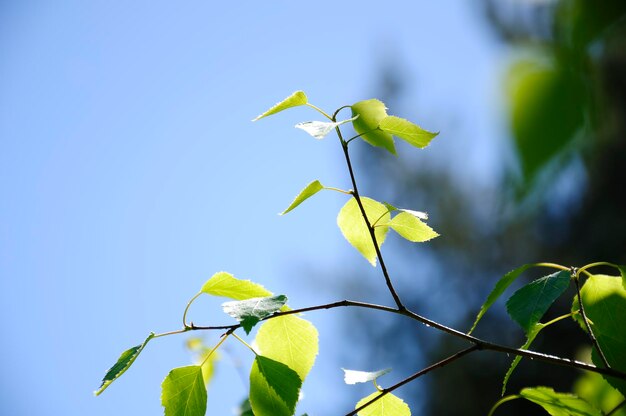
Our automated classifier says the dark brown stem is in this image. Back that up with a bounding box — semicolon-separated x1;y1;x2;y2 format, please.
188;298;626;381
336;131;404;310
346;345;479;416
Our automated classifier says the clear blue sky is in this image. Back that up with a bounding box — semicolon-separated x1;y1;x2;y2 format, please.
0;2;506;414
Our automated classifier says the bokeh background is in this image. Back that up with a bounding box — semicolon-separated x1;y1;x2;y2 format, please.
1;1;624;415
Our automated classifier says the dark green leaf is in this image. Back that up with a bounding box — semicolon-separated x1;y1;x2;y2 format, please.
161;366;207;416
501;324;543;395
520;386;602;416
236;398;254;416
280;180;324;215
222;295;288;334
619;265;626;291
468;264;535;334
573;274;626;396
94;332;155;396
249;356;302;416
506;270;570;334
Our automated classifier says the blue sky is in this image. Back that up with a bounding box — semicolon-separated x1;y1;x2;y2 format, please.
0;2;507;414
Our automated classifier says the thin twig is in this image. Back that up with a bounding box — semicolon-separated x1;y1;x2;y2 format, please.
574;274;611;368
346;346;479;415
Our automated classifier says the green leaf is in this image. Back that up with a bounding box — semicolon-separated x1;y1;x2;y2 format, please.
253;91;308;121
280;180;324;215
222;295;288;334
161;366;207;416
185;338;220;386
520;386;602;416
94;332;155;395
337;197;390;266
351;99;396;155
255;315;318;382
378;115;438;149
385;211;438;243
343;368;391;385
468;264;535;334
501;323;543;395
249;356;302;416
573;274;626;396
573;371;626;415
506;270;570;334
355;392;411;416
295;116;357;139
201;271;273;300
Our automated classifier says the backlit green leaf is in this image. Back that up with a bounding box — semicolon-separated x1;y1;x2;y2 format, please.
255;315;318;382
94;332;155;395
201;271;273;300
249;356;302;416
161;366;207;416
468;264;535;334
351;99;396;154
343;368;391;385
378;116;438;149
295;116;357;139
520;386;602;416
337;197;390;266
222;295;288;334
253;91;308;121
619;265;626;291
281;180;324;215
573;371;625;415
385;211;438;243
502;323;543;395
573;274;626;396
355;392;411;416
506;270;570;334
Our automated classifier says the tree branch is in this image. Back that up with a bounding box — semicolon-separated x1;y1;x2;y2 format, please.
346;345;480;416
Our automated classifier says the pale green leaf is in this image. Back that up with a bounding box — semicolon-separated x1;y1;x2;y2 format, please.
337;197;390;266
573;371;625;415
502;323;543;395
281;180;324;215
378;115;438;149
295;116;357;139
201;271;273;300
343;368;391;385
94;332;155;396
161;366;207;416
573;274;626;396
468;264;535;334
255;315;318;382
249;356;302;416
222;295;288;334
253;91;308;121
351;99;396;154
385;211;438;243
355;392;411;416
520;386;602;416
506;270;570;334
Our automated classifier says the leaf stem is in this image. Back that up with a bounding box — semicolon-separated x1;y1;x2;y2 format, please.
578;261;619;275
323;186;353;195
152;328;189;339
305;103;333;121
200;329;234;367
573;273;611;368
487;394;521;416
231;332;257;356
346;345;479;416
183;292;202;328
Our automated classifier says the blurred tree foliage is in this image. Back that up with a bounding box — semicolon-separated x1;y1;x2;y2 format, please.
340;1;626;414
